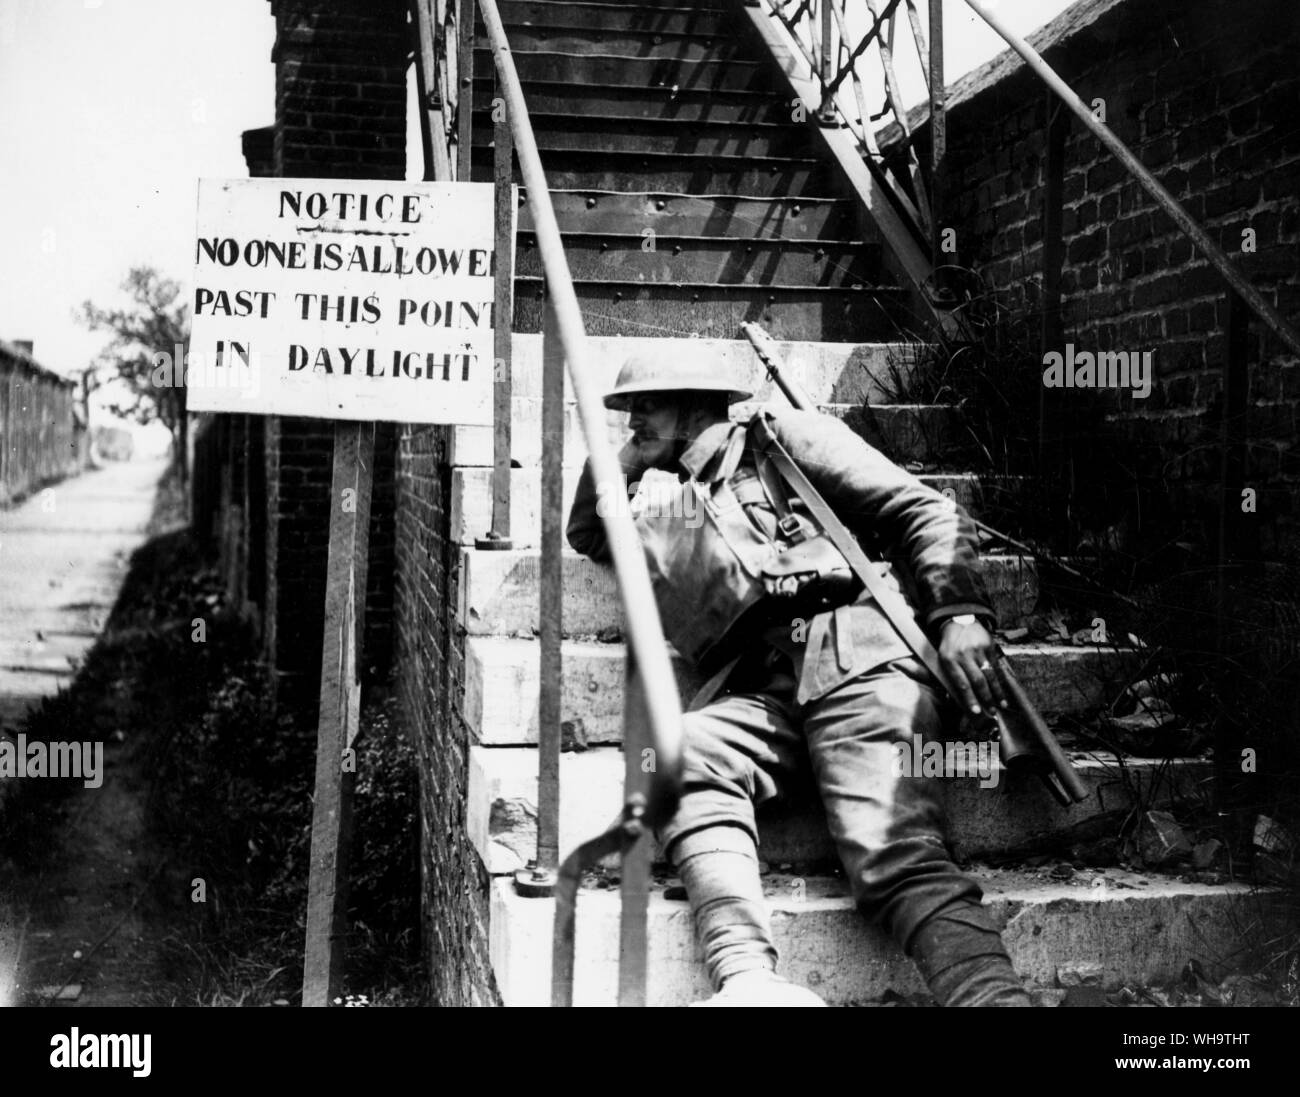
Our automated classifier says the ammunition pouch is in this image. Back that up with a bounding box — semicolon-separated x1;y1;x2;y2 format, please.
757;531;862;610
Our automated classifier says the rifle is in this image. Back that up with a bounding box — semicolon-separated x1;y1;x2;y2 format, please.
740;321;1088;806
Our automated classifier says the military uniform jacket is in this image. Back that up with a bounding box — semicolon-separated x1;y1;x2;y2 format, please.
566;408;994;704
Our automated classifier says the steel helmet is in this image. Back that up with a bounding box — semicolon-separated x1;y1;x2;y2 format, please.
603;350;753;411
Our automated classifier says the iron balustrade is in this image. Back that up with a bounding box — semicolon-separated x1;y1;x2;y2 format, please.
752;0;1300;353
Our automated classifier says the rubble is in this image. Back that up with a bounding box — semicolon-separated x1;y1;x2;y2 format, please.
1134;810;1193;867
1192;838;1223;870
1056;961;1103;987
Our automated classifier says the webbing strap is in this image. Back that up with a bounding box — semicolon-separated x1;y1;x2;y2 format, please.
750;411;959;700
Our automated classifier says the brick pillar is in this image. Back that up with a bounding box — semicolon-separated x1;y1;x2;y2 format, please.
241;126;276;178
262;0;407;713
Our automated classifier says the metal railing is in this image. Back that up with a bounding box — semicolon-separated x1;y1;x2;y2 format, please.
751;0;943;277
411;0;685;1007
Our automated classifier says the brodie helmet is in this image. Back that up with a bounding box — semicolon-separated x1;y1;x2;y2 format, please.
603;351;753;411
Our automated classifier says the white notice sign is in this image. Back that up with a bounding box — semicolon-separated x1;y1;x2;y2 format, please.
188;178;509;425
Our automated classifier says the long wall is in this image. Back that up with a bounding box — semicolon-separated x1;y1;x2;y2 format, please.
0;342;85;507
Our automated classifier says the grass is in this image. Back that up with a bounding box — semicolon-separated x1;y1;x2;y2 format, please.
1;465;425;1007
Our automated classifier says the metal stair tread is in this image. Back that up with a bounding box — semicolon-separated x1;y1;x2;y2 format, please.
473;76;782;100
480;25;733;43
480;145;822;165
527;190;861;224
538;188;853;205
514;276;899;290
471;111;806;135
473;46;764;66
524;231;870;247
489;1;731;16
499;0;730;7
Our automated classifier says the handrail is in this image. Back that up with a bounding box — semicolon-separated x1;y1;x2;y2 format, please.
474;0;683;811
472;0;686;1006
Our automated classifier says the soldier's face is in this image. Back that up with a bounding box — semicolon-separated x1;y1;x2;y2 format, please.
626;393;684;468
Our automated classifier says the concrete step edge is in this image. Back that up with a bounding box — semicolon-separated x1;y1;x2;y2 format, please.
467;742;1210;876
461;634;1140;744
488;871;1263;1006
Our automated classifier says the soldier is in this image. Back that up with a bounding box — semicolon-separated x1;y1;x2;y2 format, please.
566;350;1030;1007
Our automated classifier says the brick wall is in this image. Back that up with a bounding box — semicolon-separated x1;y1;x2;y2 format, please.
261;0;407;712
394;423;500;1006
898;0;1299;559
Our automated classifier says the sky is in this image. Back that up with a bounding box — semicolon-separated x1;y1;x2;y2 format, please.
0;0;1080;386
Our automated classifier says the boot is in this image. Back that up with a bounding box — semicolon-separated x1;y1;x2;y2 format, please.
907;900;1031;1006
691;969;827;1007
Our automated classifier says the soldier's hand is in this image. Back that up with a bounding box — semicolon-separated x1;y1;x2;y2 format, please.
938;617;1008;717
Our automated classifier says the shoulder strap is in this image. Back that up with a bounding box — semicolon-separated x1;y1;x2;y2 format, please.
749;411;957;700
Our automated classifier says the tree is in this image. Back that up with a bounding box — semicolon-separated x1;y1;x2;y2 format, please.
79;266;190;477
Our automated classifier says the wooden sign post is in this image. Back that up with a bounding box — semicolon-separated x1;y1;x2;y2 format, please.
302;419;375;1006
189;176;511;1006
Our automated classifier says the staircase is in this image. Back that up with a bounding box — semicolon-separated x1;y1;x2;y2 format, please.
450;0;1253;1005
470;0;915;340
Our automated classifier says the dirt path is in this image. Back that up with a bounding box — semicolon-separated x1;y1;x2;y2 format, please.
0;457;166;730
2;728;180;1007
0;458;191;1007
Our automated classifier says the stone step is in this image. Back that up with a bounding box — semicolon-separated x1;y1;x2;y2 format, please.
473;82;792;124
513;233;881;286
458;548;1038;637
475;113;817;159
481;51;774;92
449;399;959;468
461;636;1138;745
483;25;741;61
468;746;1210;875
531;191;863;241
493;1;730;36
511;280;906;340
488;869;1259;1005
450;467;998;546
472;144;840;196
